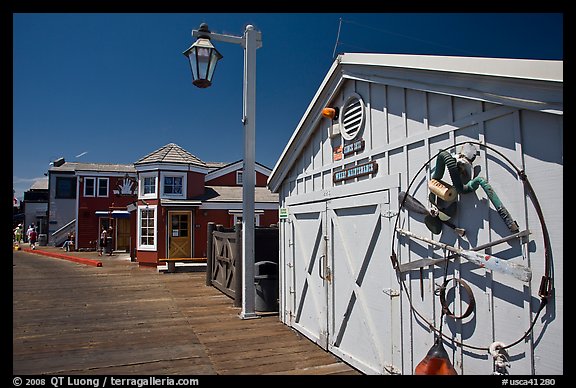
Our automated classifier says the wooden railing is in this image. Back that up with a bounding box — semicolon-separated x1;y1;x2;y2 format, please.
50;219;76;247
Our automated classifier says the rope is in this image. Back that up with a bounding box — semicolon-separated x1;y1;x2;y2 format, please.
390;140;553;352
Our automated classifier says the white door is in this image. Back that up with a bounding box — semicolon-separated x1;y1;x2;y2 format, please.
326;190;398;374
287;201;329;349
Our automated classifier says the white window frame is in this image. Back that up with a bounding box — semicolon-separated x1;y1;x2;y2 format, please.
160;172;187;199
137;204;157;251
83;177;108;197
97;177;109;197
84;177;96;197
236;170;243;185
232;213;260;227
139;172;158;200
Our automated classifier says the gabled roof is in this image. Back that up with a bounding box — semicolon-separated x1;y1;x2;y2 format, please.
134;143;207;167
205;159;272;182
267;53;563;192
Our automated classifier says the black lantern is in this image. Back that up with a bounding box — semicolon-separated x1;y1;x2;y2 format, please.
183;23;223;88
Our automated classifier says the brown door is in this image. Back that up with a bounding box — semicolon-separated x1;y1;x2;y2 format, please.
168;212;191;258
116;218;130;251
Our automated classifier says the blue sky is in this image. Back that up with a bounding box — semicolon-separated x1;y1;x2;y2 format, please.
12;13;563;201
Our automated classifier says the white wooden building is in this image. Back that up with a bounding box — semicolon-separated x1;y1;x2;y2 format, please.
267;54;563;375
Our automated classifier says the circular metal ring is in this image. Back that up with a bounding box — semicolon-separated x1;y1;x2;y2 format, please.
439;277;476;320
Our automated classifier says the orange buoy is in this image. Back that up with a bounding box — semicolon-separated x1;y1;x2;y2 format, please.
414;336;458;375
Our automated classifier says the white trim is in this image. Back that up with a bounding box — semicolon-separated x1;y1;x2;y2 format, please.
83;177;109;197
232;213;261;227
94;210;130;218
268;60;343;192
136;163;210;174
84;177;96;197
228;209;264;214
159;171;187;199
160;199;202;207
97;177;109;197
341;70;563;115
338;53;563;82
236;171;243;185
205;160;272;182
268;53;563;192
200;202;278;211
137;204;157;251
139;172;158;200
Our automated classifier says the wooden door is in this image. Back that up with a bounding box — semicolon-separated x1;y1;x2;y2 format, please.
168;212;191;258
116;218;130;251
326;190;398;374
287;201;328;350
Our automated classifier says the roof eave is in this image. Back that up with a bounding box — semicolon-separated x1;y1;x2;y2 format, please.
267;53;563;193
268;55;344;192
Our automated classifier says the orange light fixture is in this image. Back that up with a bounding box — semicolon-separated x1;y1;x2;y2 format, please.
322;107;339;120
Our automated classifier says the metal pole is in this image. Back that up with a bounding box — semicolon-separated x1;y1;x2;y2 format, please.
240;25;259;319
234;221;243;308
190;24;262;319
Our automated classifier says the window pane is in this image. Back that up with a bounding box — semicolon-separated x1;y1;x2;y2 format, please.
140;208;155;246
164;176;183;195
143;177;156;195
180;216;188;237
85;178;95;196
98;178;108;196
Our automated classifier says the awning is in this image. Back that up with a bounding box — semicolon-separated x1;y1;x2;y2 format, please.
95;210;130;219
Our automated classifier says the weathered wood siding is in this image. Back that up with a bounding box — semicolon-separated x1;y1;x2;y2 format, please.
278;77;562;375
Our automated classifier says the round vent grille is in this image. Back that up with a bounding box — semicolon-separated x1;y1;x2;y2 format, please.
339;93;365;141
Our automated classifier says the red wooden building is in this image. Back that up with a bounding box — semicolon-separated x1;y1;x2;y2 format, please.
47;144;278;267
131;143;278;266
47;161;137;251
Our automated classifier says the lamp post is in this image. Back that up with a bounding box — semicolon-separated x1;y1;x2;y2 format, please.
184;23;262;319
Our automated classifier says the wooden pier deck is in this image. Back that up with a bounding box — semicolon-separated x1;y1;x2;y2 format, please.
12;248;360;375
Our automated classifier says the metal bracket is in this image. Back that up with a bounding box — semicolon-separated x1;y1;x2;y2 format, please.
384;363;402;375
382;210;398;218
383;288;400;297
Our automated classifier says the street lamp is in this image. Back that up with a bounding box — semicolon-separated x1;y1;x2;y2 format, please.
184;23;262;320
183;23;223;88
